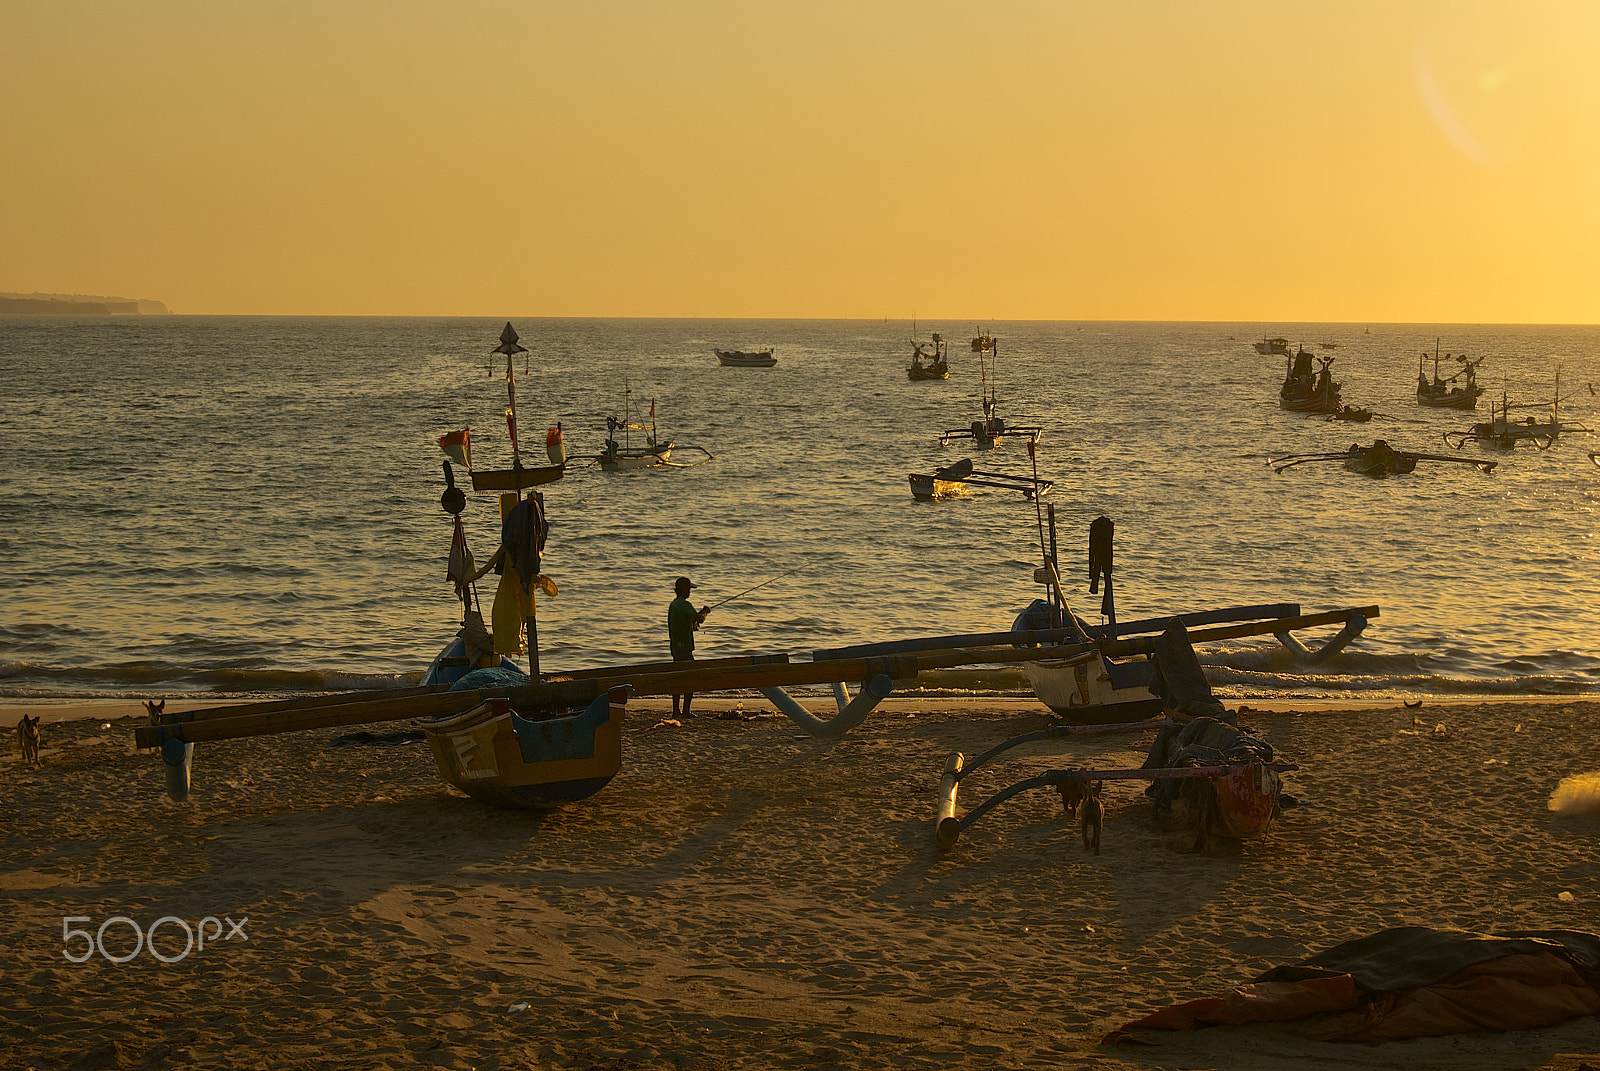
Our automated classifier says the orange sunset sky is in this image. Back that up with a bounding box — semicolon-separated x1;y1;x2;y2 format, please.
4;1;1599;322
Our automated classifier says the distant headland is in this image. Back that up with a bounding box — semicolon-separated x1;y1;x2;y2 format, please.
0;292;170;315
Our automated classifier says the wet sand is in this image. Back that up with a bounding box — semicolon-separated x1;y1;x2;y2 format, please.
2;696;1597;1070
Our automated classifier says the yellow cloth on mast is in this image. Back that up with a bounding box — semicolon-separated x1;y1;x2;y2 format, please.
490;565;558;655
491;564;532;655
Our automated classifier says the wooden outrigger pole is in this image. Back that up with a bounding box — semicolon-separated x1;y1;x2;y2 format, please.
137;605;1379;749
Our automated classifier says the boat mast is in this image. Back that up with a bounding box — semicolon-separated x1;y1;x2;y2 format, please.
495;322;528;478
491;321;541;676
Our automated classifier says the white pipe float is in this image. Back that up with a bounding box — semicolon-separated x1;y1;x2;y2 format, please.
759;673;896;739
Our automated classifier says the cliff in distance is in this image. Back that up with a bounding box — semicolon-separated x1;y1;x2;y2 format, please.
0;292;170;315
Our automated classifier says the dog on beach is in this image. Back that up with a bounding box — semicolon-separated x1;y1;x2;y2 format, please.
1080;781;1104;855
17;715;41;767
1055;779;1086;817
144;699;166;724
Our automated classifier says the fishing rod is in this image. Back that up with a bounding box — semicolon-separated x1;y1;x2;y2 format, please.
703;567;806;612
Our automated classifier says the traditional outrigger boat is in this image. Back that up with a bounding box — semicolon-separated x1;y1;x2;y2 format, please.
1014;509;1376;722
1269;440;1497;478
715;349;777;367
908;457;1053;500
908;332;950;381
938;333;1042;449
1416;340;1484;409
1443;372;1592;451
1279;347;1345;414
582;384;713;471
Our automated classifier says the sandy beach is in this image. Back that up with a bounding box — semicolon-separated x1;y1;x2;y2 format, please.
3;696;1597;1070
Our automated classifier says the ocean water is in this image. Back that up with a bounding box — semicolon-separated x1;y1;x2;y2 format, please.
1;316;1596;702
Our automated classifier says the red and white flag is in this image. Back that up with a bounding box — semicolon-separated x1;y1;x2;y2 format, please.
437;428;472;469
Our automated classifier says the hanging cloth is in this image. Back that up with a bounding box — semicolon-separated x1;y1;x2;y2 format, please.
1089;515;1116;630
501;493;548;594
491;563;533;655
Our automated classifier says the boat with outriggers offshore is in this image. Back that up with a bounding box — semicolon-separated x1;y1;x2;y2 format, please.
908;456;1053;501
938;331;1042;449
1269;440;1497;478
1444;371;1593;451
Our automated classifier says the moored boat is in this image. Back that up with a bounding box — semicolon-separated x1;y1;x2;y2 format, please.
908;457;1052;500
1279;347;1344;413
715;348;777;367
1444;372;1592;450
1254;337;1292;356
1416;340;1484;409
908;332;950;380
597;384;675;470
1270;440;1496;477
939;333;1041;449
423;686;629;808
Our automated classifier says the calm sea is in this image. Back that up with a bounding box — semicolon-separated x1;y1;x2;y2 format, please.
1;316;1596;702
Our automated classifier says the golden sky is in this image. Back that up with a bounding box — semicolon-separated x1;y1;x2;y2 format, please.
4;1;1598;321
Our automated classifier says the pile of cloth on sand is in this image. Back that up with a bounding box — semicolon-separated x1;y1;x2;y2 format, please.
1107;926;1600;1042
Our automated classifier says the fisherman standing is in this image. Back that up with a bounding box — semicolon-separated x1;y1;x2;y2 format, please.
668;576;710;717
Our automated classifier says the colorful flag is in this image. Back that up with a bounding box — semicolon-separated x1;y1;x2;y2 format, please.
438;428;471;469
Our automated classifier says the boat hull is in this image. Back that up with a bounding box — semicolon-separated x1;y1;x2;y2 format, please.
424;687;628;808
909;473;968;499
600;444;672;471
716;350;777;367
1279;390;1342;414
1417;390;1480;410
1024;650;1163;724
908;365;949;381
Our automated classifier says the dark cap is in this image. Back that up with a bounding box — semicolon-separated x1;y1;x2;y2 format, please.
675;576;694;593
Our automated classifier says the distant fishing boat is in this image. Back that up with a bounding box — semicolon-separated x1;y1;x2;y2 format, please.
1253;337;1291;356
939;332;1042;449
715;348;777;367
1279;347;1344;414
1270;440;1497;477
1416;340;1484;409
1444;371;1592;451
584;383;709;471
908;332;950;381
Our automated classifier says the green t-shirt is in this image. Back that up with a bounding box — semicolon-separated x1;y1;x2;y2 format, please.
668;596;699;654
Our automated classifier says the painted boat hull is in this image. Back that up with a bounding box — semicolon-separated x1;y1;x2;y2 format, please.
1024;650;1163;723
424;687;629;808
